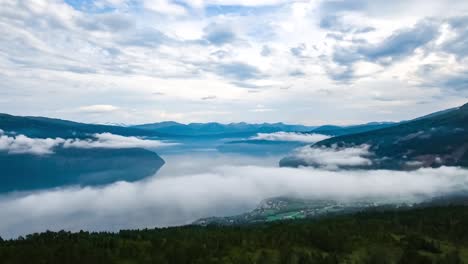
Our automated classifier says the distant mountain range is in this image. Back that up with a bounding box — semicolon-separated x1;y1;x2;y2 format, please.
133;121;402;138
0;113;161;139
2;103;467;192
0;115;320;193
0;112;395;139
2;114;316;139
281;103;468;169
132;122;316;137
223;122;396;149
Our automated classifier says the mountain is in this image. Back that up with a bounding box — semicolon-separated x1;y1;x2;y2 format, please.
0;114;165;193
281;103;468;169
411;106;459;121
133;121;184;130
215;122;395;155
132;122;316;137
0;148;164;193
0;113;161;139
309;122;396;136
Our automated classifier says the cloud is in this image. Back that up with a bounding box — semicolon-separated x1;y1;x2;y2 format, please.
0;133;176;155
260;45;272;56
0;161;467;238
439;73;468;92
249;104;274;112
118;27;173;47
201;95;217;100
143;0;187;16
284;145;373;170
250;132;331;143
326;20;440;82
290;43;307;58
63;133;177;149
332;21;439;67
1;0;468;124
203;23;237;46
289;69;305;77
319;15;375;34
319;0;367;14
318;0;468;18
414;62;468;93
78;105;120;113
0;134;65;155
76;13;135;32
357;21;438;63
215;62;262;80
183;0;296;8
214;0;293;6
443;16;468;59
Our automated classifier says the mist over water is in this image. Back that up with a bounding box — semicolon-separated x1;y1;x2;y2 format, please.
1;133;468;238
1;143;468;239
157;152;283;177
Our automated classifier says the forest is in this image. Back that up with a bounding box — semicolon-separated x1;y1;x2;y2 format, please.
1;206;468;263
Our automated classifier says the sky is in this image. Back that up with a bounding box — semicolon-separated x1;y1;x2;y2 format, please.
1;0;468;125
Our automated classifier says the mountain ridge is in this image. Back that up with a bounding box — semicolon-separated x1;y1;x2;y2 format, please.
132;121;317;137
0;113;163;139
281;103;468;169
0;113;166;193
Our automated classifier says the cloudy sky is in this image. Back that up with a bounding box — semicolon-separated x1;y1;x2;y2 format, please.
1;0;467;125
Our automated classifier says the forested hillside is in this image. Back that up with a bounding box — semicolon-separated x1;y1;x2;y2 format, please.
316;103;468;169
281;103;468;169
1;206;468;264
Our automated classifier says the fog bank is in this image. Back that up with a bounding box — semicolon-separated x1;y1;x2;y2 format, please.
0;132;175;155
1;163;467;239
250;132;330;143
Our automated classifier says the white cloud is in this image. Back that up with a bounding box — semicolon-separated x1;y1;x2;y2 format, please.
287;145;373;170
143;0;187;15
249;108;274;113
184;0;297;7
0;133;176;155
0;163;467;238
0;134;65;155
249;104;275;113
251;132;330;143
179;0;299;9
0;0;467;124
63;133;177;149
78;105;120;113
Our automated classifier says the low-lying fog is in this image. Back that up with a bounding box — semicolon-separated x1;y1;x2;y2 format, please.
1;134;468;239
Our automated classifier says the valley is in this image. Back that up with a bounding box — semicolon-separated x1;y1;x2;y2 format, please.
1;103;468;244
